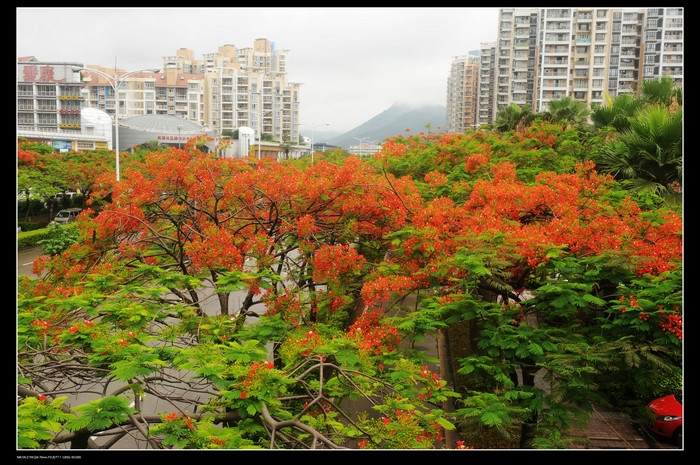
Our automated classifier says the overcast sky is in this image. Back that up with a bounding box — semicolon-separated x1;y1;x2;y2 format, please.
17;7;499;135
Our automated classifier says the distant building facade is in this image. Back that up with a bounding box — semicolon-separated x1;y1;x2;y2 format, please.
447;7;683;130
478;42;496;127
446;52;480;132
21;38;302;151
17;57;110;151
348;142;382;157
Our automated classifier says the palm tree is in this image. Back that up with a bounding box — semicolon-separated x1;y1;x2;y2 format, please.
494;103;534;133
279;137;294;160
596;104;682;207
546;97;591;129
641;76;682;108
141;140;167;151
590;93;643;133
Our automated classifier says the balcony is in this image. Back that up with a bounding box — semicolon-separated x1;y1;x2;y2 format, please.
545;35;569;43
662;67;683;76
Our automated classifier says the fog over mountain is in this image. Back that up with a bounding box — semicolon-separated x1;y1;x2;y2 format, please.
315;103;447;149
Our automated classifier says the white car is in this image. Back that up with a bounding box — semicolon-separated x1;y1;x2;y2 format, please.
53;208;82;224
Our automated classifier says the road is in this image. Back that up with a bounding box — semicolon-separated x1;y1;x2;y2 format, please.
17;246;44;278
569;404;681;449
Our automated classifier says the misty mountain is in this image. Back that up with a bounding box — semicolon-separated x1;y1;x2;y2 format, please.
318;103;446;149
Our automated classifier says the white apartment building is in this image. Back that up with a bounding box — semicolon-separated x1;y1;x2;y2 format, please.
643;8;683;87
73;38;301;146
478;42;496;127
448;7;683;129
17;58;111;151
168;39;301;145
495;8;539;116
446;52;480;132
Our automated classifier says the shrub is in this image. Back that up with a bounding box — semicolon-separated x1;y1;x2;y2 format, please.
18;221;40;232
17;228;52;250
37;223;80;255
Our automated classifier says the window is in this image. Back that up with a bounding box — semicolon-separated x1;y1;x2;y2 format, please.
18;114;34;125
17;99;33;110
37;85;56;97
37;114;57;124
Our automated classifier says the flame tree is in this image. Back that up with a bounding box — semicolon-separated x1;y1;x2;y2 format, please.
17;123;681;450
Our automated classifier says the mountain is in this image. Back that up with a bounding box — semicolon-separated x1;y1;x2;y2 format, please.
319;103;446;149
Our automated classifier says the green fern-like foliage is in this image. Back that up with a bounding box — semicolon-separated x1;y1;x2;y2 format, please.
17;396;75;449
63;396;137;433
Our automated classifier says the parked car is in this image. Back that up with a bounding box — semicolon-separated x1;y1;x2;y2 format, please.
645;392;682;447
53;208;82;224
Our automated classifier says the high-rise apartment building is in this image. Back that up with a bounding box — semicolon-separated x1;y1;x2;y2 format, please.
449;7;683;129
163;38;300;145
446;52;480;132
642;8;683;87
478;42;496;126
533;8;648;112
78;66;162;121
76;38;301;145
495;8;539;116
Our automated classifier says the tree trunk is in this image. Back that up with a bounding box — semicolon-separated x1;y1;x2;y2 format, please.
217;292;229;315
437;328;456;448
348;296;366;327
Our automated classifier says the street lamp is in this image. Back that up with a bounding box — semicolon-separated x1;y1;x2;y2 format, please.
177;125;183;149
71;66;159;181
309;123;330;165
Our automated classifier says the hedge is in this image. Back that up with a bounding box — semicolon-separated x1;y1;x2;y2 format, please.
18;221;41;232
17;228;52;250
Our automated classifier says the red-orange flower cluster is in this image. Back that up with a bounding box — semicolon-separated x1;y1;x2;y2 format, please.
348;310;401;355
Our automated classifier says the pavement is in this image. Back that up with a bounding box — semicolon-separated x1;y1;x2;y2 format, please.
569;404;680;450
